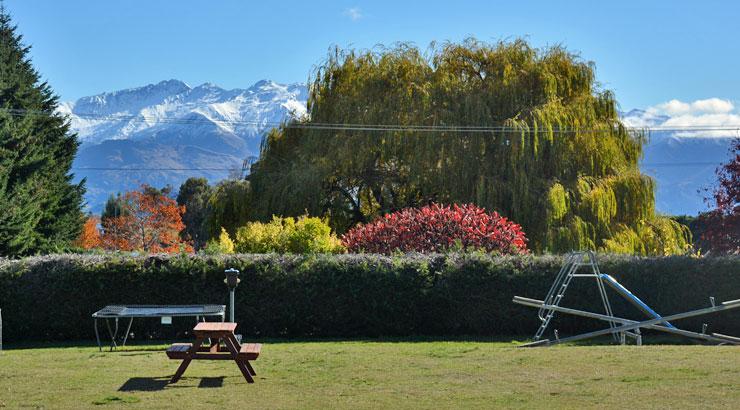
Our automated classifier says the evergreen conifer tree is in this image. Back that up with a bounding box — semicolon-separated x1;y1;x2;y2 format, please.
0;5;85;256
177;177;213;249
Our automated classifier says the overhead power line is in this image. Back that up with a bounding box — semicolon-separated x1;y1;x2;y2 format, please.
2;108;740;134
2;107;734;174
69;161;725;173
642;162;723;168
72;167;238;171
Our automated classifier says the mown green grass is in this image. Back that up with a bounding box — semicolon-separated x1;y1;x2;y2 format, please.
0;340;737;409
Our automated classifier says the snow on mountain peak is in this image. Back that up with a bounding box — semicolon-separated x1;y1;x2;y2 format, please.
621;109;670;128
68;79;308;212
251;79;276;89
63;79;308;146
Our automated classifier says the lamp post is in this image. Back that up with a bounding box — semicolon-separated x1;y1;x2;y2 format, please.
224;268;240;323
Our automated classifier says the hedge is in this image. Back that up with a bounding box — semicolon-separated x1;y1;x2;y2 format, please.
0;253;738;342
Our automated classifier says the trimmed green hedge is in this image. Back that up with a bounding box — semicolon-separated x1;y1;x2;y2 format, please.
0;253;738;342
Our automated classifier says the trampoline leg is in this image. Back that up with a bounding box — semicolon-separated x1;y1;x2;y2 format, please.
121;318;134;347
94;319;102;352
105;318;119;352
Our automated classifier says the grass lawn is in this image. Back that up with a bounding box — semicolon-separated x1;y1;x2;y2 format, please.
0;339;738;409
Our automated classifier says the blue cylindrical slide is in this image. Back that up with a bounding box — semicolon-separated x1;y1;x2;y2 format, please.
600;274;676;329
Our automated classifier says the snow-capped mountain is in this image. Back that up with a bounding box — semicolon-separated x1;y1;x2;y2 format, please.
65;79;308;212
622;109;735;216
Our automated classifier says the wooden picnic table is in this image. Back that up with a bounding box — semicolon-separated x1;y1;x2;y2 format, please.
166;322;261;384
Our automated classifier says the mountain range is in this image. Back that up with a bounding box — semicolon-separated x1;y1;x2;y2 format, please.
63;81;735;216
61;79;307;212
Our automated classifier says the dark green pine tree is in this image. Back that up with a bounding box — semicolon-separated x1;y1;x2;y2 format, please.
0;5;85;256
176;177;213;250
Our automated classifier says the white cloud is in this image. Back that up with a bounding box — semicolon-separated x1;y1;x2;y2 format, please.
650;98;734;116
662;113;740;138
691;98;734;114
623;98;740;138
344;7;363;21
638;98;740;138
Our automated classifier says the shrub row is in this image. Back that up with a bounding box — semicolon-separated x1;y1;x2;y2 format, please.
0;253;738;342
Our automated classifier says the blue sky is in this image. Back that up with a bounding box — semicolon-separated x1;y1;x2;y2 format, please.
5;0;740;110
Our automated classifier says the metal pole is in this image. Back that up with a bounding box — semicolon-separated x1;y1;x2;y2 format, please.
0;308;3;352
229;289;235;323
94;318;101;352
121;317;134;347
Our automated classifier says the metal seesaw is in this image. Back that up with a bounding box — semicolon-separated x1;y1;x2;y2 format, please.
513;251;740;347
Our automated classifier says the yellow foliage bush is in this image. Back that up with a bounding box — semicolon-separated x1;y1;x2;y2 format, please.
234;216;344;254
203;227;235;254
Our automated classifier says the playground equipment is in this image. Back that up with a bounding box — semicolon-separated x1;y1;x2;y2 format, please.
513;251;740;347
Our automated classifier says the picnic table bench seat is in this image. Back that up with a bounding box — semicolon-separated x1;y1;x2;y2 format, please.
239;343;261;360
166;343;193;359
166;342;262;360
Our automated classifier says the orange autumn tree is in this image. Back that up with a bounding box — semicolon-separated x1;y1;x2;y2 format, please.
75;216;102;249
101;185;192;253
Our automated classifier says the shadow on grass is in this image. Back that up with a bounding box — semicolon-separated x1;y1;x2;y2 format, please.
198;376;224;388
118;377;170;392
118;376;227;391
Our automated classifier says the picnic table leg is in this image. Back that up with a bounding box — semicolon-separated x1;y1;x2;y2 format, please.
243;360;256;376
209;337;220;353
170;338;204;384
227;334;256;376
223;336;254;383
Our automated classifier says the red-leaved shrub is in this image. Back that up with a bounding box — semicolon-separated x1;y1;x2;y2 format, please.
342;203;528;254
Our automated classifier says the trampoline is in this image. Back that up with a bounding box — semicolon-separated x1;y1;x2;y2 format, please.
92;305;226;351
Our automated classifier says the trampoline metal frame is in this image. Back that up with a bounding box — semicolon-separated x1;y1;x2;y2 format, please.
92;305;226;352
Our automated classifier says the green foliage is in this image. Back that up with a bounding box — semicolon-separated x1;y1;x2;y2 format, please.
203;227;235;255
206;179;252;237
672;215;712;254
234;215;345;254
248;39;690;255
0;9;85;256
101;193;127;220
547;183;568;221
0;253;737;342
177;177;213;249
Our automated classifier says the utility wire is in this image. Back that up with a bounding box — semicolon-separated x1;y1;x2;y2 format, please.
2;108;733;173
69;161;725;173
3;108;740;134
72;167;239;171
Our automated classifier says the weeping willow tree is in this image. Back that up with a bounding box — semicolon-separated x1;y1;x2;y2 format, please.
248;39;690;255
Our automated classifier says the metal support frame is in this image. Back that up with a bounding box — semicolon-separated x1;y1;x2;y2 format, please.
517;297;740;347
534;251;620;342
92;305;226;352
518;251;740;347
514;297;738;346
